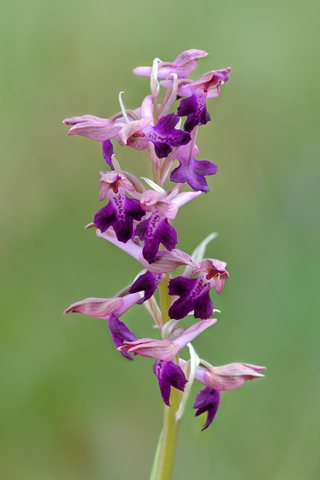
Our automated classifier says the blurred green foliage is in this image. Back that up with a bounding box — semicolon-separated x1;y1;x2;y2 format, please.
1;0;320;478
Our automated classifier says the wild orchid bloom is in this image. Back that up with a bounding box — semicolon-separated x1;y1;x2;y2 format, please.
177;68;231;132
171;127;217;192
64;293;141;360
93;171;145;243
133;49;208;79
178;358;265;429
168;259;229;320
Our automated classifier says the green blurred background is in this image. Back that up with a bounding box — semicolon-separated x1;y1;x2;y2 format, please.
1;0;319;478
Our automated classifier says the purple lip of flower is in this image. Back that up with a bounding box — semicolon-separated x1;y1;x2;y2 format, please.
128;271;163;304
193;386;220;431
171;130;217;193
136;213;178;264
153;360;188;407
119;113;191;159
94;173;145;243
108;314;137;361
132;49;208;79
168;260;229;320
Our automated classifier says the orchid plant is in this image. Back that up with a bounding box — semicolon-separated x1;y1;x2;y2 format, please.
63;49;265;480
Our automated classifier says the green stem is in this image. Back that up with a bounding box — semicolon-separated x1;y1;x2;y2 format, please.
158;273;171;325
154;388;181;480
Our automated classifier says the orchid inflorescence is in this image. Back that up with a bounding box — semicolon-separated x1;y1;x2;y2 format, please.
63;49;265;434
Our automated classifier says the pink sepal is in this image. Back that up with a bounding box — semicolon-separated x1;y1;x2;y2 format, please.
63;115;122;142
99;172;135;201
119;318;216;361
140;190;178;220
118;338;179;361
198;362;266;391
96;228;199;273
179;68;231;99
172;319;217;350
133;50;208;79
64;293;140;320
199;258;229;294
139;249;199;274
171;191;202;209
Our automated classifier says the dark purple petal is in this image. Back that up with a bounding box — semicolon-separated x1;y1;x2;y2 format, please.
193;386;220;431
168;274;214;320
153;112;179;135
94;202;117;233
170;158;217;193
153;142;172;159
136;214;178;264
168;276;197;296
153;360;187;406
108;314;137;361
168;296;195;321
193;290;214;319
178;94;210;133
102;140;115;169
129;271;162;304
113;214;135;243
95;195;144;243
124;197;145;221
143;113;191;159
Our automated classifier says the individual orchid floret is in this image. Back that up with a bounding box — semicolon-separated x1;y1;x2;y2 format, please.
63;115;122;142
153;360;188;407
94;172;145;243
128;271;163;304
193;387;220;431
177;68;231;132
118;318;216;360
171;127;217;192
179;359;266;391
132;49;208;79
168;259;229;320
118;112;191;159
